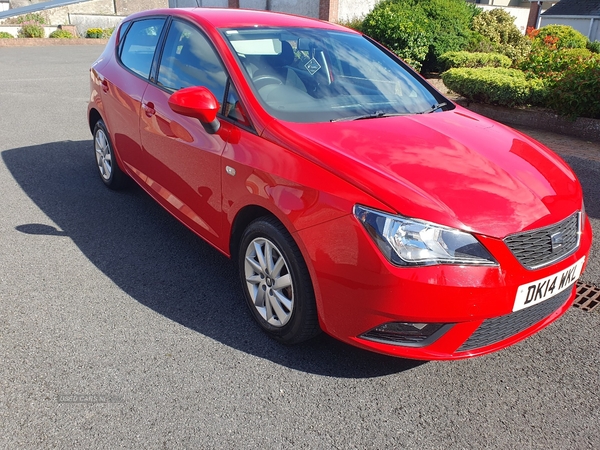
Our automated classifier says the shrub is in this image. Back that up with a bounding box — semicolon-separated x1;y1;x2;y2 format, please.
439;51;511;70
418;0;478;72
337;16;364;32
49;29;74;39
587;40;600;53
520;47;593;77
442;67;546;106
530;24;588;50
86;27;104;38
0;31;14;39
361;1;431;71
470;8;530;63
86;27;114;38
465;32;498;54
19;13;46;25
546;56;600;119
3;12;47;25
18;21;45;38
102;27;114;38
362;0;478;72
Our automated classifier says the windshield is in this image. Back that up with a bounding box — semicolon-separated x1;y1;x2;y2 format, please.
222;27;450;123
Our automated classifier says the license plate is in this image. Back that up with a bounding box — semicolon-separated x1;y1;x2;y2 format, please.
514;257;585;312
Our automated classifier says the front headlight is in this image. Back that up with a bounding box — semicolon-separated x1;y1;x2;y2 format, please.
354;205;497;266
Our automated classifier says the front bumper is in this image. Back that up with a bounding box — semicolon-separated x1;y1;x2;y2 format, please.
297;214;592;360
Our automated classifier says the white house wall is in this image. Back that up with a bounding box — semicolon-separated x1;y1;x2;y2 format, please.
69;13;126;35
540;16;600;41
337;0;379;22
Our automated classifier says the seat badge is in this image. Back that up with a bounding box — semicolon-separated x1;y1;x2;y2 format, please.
550;232;564;252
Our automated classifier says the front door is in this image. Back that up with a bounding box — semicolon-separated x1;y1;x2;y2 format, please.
138;19;229;245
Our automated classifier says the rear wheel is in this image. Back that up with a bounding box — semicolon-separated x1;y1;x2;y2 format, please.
239;217;320;344
93;120;129;190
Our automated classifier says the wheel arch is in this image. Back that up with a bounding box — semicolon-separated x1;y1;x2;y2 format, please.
229;205;276;261
88;108;103;135
229;203;324;318
233;206;322;343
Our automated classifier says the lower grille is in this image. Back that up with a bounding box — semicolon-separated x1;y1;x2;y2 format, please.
458;285;574;352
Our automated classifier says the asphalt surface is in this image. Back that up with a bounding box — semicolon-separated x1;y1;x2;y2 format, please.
0;46;599;449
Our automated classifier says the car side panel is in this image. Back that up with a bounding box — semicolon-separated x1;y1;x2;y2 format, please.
137;84;227;246
96;59;149;174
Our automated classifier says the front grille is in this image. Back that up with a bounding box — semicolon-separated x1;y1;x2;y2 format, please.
458;285;574;352
504;213;580;270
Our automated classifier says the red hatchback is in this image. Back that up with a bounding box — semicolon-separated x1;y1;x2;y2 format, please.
88;8;591;359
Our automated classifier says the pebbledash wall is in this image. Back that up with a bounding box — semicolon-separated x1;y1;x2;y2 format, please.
2;1;167;35
4;0;378;28
167;1;379;22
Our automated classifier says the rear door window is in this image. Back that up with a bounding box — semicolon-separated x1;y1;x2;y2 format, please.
119;18;166;79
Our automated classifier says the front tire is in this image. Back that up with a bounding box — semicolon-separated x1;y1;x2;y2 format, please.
239;217;320;345
93;120;129;190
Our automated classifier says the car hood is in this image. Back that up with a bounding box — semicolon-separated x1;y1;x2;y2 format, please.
265;107;581;238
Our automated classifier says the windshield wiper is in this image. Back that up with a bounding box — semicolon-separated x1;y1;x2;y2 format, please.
331;103;447;122
330;110;409;122
417;102;447;114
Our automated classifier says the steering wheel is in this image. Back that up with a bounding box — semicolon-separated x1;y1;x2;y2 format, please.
253;74;283;90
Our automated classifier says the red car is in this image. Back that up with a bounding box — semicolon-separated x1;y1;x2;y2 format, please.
88;8;591;360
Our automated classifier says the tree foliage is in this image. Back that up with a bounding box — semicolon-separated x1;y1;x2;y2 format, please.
362;0;477;72
361;0;431;71
469;8;530;63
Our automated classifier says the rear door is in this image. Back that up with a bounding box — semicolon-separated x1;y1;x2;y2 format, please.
100;17;166;172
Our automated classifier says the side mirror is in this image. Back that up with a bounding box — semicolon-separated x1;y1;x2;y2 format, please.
168;86;221;134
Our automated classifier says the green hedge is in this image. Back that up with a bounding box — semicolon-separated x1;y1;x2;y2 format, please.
439;51;511;70
0;31;14;39
546;57;600;119
442;67;546;107
520;48;593;77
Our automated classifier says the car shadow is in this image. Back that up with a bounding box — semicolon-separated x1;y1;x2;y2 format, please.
562;155;600;220
2;140;424;377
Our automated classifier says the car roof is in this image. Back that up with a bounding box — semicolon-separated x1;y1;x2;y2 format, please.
132;7;352;32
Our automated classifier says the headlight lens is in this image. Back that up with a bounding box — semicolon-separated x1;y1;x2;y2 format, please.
354;205;497;266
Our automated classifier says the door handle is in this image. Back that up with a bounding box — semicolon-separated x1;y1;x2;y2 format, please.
142;102;156;117
101;79;109;93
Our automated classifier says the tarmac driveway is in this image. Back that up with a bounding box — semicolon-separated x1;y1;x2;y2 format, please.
0;45;598;449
